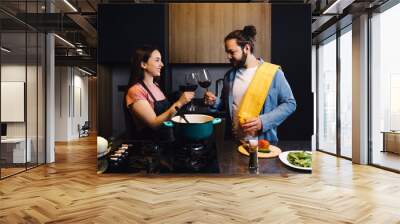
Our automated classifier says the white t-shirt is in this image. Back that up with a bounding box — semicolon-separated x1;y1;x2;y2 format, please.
232;65;258;138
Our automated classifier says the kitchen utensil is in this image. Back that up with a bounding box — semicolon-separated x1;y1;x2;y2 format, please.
175;106;189;123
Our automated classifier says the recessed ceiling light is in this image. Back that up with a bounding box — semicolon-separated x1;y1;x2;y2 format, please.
54;34;75;48
78;67;94;76
63;0;78;12
1;47;11;53
322;0;354;15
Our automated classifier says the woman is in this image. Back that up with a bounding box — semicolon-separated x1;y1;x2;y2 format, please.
123;45;194;140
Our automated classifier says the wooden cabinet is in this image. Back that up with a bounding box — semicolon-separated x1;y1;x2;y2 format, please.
169;3;271;63
382;131;400;154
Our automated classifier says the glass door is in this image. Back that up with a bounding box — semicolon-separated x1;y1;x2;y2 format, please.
370;3;400;171
317;35;337;154
339;27;352;158
0;0;47;179
1;16;28;178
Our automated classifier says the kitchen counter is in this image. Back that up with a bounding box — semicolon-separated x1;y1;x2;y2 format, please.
103;118;312;175
215;139;311;175
212;118;312;174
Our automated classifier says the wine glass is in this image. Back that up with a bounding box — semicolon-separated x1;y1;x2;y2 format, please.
197;69;212;92
245;135;259;173
184;72;198;111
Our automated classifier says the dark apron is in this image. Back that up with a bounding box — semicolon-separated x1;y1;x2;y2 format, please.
124;81;172;141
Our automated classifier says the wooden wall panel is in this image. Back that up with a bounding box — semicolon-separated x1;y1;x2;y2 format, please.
169;3;271;63
96;65;112;139
169;3;197;63
88;77;97;133
195;3;210;63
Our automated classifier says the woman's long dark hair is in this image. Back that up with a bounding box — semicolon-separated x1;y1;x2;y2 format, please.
124;45;159;105
128;45;159;87
123;45;159;139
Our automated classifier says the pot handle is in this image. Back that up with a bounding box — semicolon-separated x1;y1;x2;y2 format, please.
212;118;222;125
163;121;174;127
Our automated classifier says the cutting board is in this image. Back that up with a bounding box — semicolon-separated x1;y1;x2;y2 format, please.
238;145;281;158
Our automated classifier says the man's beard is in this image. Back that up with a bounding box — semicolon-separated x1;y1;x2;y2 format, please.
230;52;247;68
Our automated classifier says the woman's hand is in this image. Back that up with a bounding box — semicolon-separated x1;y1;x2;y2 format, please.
177;91;195;107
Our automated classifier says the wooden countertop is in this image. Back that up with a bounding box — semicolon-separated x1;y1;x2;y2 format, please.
216;139;312;175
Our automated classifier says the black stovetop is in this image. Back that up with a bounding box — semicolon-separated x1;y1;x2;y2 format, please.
105;139;220;174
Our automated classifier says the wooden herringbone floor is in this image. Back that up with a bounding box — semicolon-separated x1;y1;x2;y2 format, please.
1;135;400;224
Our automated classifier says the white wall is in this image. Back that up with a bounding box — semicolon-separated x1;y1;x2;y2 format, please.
55;67;89;141
72;70;89;138
1;65;39;137
45;3;56;164
55;66;69;141
1;65;27;139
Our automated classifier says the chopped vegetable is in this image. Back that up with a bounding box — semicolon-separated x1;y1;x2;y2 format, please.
258;139;270;149
259;148;270;153
258;139;270;153
287;151;312;168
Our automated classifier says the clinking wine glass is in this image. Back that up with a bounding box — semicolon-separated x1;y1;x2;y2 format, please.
184;72;198;111
197;69;212;92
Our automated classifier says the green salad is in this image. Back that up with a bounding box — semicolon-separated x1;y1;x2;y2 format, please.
287;151;312;168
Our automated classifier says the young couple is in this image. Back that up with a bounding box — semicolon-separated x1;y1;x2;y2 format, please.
124;25;296;144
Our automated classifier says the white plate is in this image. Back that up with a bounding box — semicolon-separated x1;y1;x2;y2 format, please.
278;150;312;171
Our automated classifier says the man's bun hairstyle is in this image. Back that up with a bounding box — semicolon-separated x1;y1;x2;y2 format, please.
224;25;257;53
242;25;257;41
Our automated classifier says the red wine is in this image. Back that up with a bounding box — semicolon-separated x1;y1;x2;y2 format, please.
179;84;198;92
198;80;211;89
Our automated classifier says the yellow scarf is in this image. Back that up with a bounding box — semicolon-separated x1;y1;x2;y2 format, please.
237;62;280;124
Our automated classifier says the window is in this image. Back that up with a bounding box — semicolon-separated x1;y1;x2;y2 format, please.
317;36;337;154
370;2;400;171
0;1;47;179
339;28;352;158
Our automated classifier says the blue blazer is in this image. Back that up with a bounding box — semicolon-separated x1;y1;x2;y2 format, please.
213;63;296;144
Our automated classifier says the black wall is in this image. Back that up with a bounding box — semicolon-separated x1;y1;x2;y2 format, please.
271;4;313;141
98;4;168;65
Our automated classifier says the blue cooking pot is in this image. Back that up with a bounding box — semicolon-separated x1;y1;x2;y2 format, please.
163;114;221;141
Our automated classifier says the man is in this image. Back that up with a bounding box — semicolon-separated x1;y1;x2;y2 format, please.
204;25;296;144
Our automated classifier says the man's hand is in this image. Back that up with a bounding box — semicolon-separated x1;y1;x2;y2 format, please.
204;91;217;106
240;117;262;136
